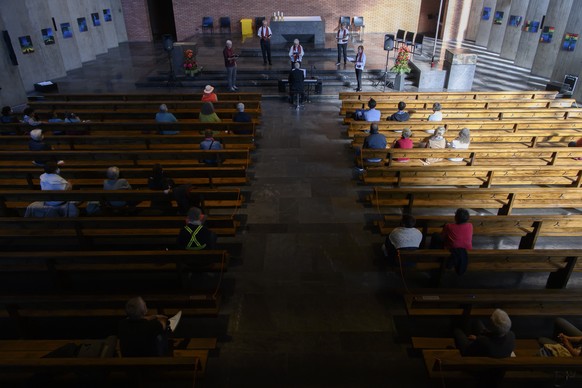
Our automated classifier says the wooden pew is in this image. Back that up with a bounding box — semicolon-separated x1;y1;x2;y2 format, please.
377;214;582;249
28;100;261;112
360;165;582;187
403;288;582;315
0;189;244;216
339;90;560;101
0;121;257;136
32;92;262;102
357;147;582;168
368;187;582;215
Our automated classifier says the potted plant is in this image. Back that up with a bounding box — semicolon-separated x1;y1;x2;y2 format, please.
182;49;202;77
390;46;411;91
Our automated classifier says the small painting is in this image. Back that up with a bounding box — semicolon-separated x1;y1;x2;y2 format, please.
91;13;100;27
508;15;522;27
18;35;34;54
563;33;579;51
523;20;540;33
41;28;55;45
494;11;504;25
540;26;555;43
77;17;88;32
482;7;491;21
103;9;112;22
61;23;73;38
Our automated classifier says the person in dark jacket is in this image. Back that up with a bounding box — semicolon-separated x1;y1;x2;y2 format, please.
176;207;217;250
387;101;410;122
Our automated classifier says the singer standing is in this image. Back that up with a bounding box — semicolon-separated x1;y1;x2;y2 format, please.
258;19;272;65
336;23;350;65
223;40;238;91
353;45;366;92
289;39;304;69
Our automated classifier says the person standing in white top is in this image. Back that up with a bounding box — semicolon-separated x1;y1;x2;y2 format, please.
336;23;350;65
289;39;304;69
427;102;443;121
257;19;272;65
353;45;366;92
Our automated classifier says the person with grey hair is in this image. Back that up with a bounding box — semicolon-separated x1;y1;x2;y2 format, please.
103;166;132;208
454;308;515;358
118;296;173;357
427;102;442;121
289;38;304;68
223;40;238;91
29;129;51;166
422;126;447;165
393;127;413;162
233;103;252;123
176;207;217;250
155;103;179;135
448;128;470;162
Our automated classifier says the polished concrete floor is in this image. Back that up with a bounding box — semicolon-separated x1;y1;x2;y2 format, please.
39;33;581;387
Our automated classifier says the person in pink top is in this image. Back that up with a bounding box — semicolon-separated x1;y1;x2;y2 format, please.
393;127;413;162
441;208;473;250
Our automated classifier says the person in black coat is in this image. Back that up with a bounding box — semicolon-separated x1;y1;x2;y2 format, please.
288;62;305;104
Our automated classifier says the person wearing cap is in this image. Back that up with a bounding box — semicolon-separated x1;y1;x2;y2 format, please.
257;19;272;65
233;103;252;124
393;128;413;162
387;101;410;122
223;40;238;92
155;104;179;135
201;85;218;102
289;39;304;69
427;102;442;121
176;207;217;250
454;308;515;358
422;126;447;165
448;128;470;162
336;23;350;66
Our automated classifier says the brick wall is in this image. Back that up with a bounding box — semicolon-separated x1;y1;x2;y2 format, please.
120;0;152;41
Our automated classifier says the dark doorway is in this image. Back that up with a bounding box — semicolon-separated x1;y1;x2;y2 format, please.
147;0;177;42
418;0;448;39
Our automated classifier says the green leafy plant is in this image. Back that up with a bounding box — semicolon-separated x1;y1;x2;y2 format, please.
391;46;411;74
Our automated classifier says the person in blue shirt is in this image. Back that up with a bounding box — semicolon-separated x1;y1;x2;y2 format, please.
362;123;387;163
200;129;223;165
155;104;179;135
363;99;381;121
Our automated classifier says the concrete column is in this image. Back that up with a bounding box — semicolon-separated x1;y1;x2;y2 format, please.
499;0;529;60
475;0;497;47
487;0;511;53
514;0;550;69
47;0;83;71
110;0;128;43
0;13;27;106
550;4;582;100
465;0;484;42
531;0;575;78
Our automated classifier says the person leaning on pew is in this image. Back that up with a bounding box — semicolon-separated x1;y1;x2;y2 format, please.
454;308;516;358
539;317;582;357
430;208;473;250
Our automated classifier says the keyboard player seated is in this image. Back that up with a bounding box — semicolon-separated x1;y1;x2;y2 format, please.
288;62;305;106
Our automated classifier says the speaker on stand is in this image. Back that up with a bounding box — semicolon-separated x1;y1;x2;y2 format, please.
383;34;395;91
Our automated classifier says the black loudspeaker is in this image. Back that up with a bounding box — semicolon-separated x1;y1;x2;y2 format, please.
384;34;394;51
2;30;18;66
162;34;174;52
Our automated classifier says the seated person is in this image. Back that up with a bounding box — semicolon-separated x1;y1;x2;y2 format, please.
176;207;217;250
359;123;387;164
382;214;422;262
427;102;442;121
29;129;51;166
421;126;447;165
0;106;17;124
103;166;133;209
454;309;515;358
200;129;223;165
40;161;72;206
233;103;252;123
387;101;410;122
448;127;470;162
201;85;218;102
539;317;582;357
22;107;42;126
288;62;305;104
155;103;179;135
48;111;64;123
393;127;413;162
353;98;380;122
148;163;174;191
118;296;173;357
64;112;82;123
199;102;221;123
431;208;473;250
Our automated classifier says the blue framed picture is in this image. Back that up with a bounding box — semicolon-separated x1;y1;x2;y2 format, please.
508;15;523;27
41;28;55;45
61;23;73;38
494;11;504;25
18;35;34;54
77;17;88;32
91;13;101;27
103;9;112;22
482;7;491;21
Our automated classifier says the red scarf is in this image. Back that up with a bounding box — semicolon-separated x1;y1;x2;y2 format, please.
293;45;302;61
357;52;362;62
337;29;347;39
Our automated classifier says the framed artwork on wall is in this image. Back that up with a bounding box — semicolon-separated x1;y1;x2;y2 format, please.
18;35;34;54
61;23;73;38
523;20;540;33
540;26;555;43
494;11;504;25
103;9;112;22
508;15;522;27
77;17;88;32
563;33;579;51
482;7;491;21
91;13;101;27
41;28;55;45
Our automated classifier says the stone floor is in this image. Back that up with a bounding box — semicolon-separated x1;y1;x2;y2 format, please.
34;33;582;387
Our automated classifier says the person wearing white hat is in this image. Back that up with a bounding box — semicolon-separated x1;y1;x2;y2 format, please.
201;85;217;102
